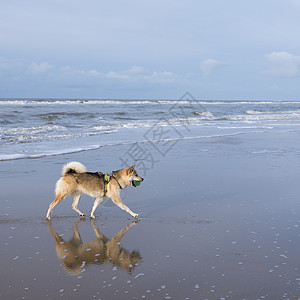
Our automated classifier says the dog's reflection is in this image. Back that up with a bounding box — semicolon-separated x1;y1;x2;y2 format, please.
47;220;141;275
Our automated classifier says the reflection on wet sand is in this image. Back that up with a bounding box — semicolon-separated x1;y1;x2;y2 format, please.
47;220;141;275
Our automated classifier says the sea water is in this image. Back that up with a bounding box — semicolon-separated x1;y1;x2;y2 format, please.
1;98;300;161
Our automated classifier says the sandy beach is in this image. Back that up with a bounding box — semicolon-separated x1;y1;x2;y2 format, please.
1;129;300;299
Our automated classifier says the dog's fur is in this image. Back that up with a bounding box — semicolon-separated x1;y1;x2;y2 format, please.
46;162;144;219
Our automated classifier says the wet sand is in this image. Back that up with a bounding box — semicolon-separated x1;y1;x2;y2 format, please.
1;131;300;299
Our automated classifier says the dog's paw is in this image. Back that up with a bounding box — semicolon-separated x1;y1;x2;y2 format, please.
132;213;139;218
80;213;86;217
90;214;95;219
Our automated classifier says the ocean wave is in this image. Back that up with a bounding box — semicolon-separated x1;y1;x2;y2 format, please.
197;101;300;105
193;111;213;117
0;99;157;105
0;100;29;105
36;112;97;119
0;145;101;161
4;99;300;106
0;99;202;106
246;110;265;114
228;112;300;122
217;126;274;129
2;125;66;136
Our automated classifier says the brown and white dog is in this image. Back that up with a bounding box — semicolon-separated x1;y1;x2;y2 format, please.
46;162;144;219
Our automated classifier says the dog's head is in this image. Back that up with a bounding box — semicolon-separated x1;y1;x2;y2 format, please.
126;165;144;187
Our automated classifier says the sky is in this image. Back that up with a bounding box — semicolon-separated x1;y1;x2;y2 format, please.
1;0;300;100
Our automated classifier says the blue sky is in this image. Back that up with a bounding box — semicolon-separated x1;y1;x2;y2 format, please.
1;0;300;100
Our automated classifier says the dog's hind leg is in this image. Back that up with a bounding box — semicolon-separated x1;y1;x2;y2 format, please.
46;177;73;220
72;191;85;217
46;193;66;220
90;197;104;219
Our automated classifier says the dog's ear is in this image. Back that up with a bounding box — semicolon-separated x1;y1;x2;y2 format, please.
127;165;135;174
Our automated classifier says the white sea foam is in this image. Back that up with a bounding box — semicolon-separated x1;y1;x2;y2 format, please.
246;110;264;114
0;100;29;105
198;100;300;105
2;99;300;106
0;154;27;161
0;99;171;105
225;112;300;122
2;125;66;135
217;126;273;129
0;145;100;161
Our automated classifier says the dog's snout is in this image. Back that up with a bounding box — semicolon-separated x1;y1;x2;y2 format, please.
140;177;144;182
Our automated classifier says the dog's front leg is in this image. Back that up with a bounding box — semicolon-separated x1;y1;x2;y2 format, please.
111;194;139;218
111;222;138;245
90;197;104;219
91;220;106;239
70;219;85;246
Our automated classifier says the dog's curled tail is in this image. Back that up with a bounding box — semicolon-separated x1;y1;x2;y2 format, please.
62;161;88;176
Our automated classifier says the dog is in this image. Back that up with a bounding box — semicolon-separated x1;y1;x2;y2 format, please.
47;219;141;274
46;161;144;219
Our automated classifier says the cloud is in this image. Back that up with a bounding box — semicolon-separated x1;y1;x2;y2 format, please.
28;61;53;74
0;56;178;97
200;58;225;77
106;66;145;80
56;66;103;88
148;71;175;83
59;66;102;77
106;66;175;83
263;51;300;77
